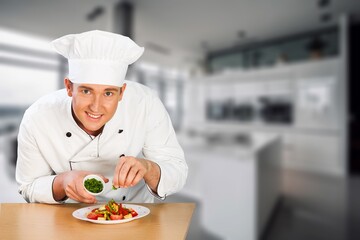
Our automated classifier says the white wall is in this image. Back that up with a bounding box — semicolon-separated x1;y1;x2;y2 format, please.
0;28;59;202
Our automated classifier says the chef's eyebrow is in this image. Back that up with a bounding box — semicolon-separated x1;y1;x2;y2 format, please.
104;87;120;92
77;86;120;92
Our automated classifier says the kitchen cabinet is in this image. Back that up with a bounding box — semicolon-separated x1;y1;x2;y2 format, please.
263;79;293;95
185;57;346;177
295;77;339;129
292;58;340;79
293;59;341;130
183;81;207;127
177;133;282;240
282;132;342;176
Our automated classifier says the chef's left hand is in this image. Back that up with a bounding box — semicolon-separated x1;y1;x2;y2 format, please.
113;156;148;188
112;155;160;192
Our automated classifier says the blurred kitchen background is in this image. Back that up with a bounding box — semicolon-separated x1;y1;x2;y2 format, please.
1;0;360;239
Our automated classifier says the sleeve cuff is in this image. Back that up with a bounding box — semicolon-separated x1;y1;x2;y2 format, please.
145;162;166;201
51;177;68;203
32;175;63;204
145;184;166;201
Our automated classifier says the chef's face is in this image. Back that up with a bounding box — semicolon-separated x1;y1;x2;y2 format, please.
64;79;126;136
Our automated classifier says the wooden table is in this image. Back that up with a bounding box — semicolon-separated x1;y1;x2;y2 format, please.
0;203;195;240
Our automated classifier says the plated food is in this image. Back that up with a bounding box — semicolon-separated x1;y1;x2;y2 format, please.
87;199;138;221
72;199;150;224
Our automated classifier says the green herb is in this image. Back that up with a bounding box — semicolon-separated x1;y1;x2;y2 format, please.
84;178;103;193
112;185;118;190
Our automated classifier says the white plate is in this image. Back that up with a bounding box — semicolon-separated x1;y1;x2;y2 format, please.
72;204;150;224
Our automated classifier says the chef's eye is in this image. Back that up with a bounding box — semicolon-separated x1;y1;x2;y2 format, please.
104;92;113;97
82;89;91;95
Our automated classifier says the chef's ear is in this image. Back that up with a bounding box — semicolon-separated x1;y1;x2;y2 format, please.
118;83;127;101
64;78;73;97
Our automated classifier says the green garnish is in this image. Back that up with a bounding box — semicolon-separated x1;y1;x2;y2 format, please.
112;185;118;190
84;178;103;193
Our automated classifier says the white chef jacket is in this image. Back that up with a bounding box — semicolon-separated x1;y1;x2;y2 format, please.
16;81;188;204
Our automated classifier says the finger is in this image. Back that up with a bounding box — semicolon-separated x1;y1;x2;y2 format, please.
130;170;145;187
124;167;139;187
74;183;97;203
66;181;96;203
66;193;79;202
113;156;126;187
118;162;132;187
65;185;81;202
95;174;109;183
113;154;126;188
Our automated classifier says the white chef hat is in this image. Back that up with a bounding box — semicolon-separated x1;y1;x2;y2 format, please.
51;30;144;87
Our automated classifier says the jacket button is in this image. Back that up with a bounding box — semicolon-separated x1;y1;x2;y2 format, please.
66;132;72;137
118;129;123;134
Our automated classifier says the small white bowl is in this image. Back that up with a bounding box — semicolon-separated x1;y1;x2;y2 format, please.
83;174;105;196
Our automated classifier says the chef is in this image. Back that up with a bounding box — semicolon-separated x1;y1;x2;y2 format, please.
15;30;188;204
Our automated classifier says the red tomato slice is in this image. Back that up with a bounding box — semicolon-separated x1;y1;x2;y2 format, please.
91;208;99;212
131;211;138;217
120;208;130;216
87;212;98;220
110;214;124;220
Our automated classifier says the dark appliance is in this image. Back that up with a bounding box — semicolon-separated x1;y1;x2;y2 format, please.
206;100;234;120
232;104;254;122
259;97;293;124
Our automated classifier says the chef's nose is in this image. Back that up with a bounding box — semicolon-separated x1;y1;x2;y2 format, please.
90;94;102;112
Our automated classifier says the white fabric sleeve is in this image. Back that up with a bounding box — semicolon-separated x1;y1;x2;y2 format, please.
15;115;61;204
142;94;188;199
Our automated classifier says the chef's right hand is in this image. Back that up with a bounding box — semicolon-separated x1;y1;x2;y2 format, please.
53;170;108;204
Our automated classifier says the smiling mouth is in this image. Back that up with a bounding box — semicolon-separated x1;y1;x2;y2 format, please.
87;112;102;119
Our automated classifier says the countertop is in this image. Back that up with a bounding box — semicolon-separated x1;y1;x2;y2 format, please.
0;203;195;240
177;130;280;156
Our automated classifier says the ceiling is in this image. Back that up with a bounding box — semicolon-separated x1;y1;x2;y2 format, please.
0;0;360;70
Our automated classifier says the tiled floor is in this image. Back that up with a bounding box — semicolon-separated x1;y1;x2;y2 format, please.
261;169;359;240
347;176;360;240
